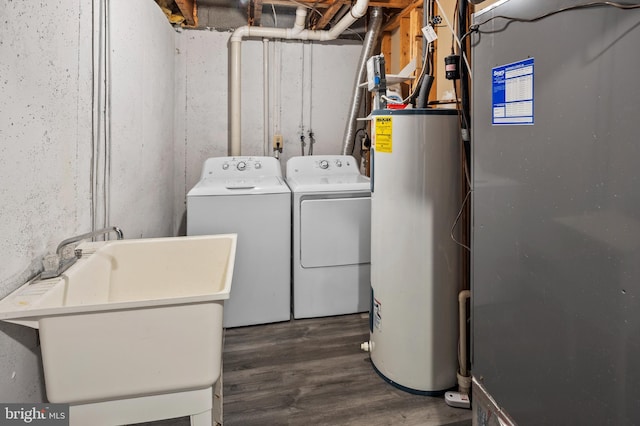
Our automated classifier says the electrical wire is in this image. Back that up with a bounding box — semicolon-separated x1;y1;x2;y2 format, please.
90;0;99;232
351;128;366;155
451;190;471;252
344;27;365;41
308;43;314;155
433;0;472;80
398;52;430;104
287;0;324;17
300;42;305;140
453;83;471;187
105;0;111;233
271;4;278;27
451;0;459;54
470;1;640;35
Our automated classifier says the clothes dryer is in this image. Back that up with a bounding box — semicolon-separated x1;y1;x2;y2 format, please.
187;156;290;327
286;155;371;319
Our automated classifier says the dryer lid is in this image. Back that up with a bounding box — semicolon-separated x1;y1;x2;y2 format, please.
187;176;290;196
286;174;371;193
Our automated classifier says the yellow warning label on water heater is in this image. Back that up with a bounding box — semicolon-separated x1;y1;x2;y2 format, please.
375;116;393;153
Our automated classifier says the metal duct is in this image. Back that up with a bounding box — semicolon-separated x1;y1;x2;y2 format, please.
341;7;383;158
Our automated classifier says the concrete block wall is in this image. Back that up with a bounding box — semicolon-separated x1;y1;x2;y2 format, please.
173;32;362;234
0;0;176;401
0;0;363;402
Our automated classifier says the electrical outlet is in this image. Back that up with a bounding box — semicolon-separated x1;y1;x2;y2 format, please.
273;134;283;149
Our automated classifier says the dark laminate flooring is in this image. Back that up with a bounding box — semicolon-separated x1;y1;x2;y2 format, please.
136;313;471;426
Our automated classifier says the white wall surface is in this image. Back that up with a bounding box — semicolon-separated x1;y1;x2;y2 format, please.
0;0;93;402
0;0;176;402
109;0;176;238
1;0;364;401
173;31;363;233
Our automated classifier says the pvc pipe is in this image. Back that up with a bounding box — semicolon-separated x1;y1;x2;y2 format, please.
229;41;242;156
263;39;269;156
229;0;370;156
458;289;471;394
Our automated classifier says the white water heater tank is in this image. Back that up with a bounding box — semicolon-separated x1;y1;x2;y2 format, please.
369;109;461;394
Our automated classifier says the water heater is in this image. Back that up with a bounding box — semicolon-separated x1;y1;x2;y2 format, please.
369;109;461;394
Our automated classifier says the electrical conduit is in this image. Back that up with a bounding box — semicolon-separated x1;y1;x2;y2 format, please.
229;0;370;156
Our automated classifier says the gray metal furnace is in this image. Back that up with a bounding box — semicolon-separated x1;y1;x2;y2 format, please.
471;1;640;424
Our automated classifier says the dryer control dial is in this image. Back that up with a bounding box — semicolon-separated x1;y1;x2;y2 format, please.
335;160;342;167
237;161;247;171
254;162;262;169
319;160;329;170
222;162;229;170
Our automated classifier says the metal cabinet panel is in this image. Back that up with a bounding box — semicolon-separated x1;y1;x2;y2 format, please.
472;1;640;423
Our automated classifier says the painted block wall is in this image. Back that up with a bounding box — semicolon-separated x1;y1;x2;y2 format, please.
0;0;94;402
173;30;363;234
0;0;175;402
1;0;363;401
109;0;176;238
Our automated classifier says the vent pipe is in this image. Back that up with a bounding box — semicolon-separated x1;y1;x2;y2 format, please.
341;7;383;158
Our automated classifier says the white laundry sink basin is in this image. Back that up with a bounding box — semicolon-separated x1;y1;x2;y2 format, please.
0;234;236;425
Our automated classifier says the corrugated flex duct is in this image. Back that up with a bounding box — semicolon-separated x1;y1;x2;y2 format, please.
341;7;383;158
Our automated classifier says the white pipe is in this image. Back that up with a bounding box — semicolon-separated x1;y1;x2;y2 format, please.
229;0;369;156
458;289;471;395
263;38;269;156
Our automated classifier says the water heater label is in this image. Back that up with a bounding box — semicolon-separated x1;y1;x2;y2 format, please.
373;297;382;330
375;116;393;153
492;58;534;125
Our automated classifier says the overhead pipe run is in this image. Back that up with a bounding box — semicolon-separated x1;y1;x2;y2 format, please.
341;7;383;159
229;0;370;156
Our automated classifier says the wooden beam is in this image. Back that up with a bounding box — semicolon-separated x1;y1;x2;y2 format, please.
263;0;411;8
399;16;410;72
313;0;347;30
263;0;327;6
381;32;392;74
175;0;197;26
368;0;413;8
383;0;423;31
252;0;264;25
409;6;422;91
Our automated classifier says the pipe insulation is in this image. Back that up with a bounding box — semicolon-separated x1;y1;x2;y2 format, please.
341;7;383;158
458;289;471;395
229;0;370;156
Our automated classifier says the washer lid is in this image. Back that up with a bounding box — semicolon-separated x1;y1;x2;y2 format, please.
286;174;371;193
188;176;290;196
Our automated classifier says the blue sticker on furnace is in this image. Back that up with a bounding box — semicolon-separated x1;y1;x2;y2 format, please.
492;58;534;125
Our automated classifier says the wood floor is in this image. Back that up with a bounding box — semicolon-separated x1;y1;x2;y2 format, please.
138;314;472;426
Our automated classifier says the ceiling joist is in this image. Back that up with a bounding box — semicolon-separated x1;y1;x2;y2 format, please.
175;0;198;26
313;0;347;29
383;0;422;31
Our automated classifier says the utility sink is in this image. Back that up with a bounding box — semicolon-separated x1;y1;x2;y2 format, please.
0;234;237;426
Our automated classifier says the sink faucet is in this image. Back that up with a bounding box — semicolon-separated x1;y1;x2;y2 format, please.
40;226;124;280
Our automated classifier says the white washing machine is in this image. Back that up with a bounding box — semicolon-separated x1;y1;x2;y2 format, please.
286;155;371;319
187;156;291;328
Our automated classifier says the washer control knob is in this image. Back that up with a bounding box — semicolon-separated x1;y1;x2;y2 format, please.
335;160;342;167
254;162;261;169
319;160;329;170
222;162;229;170
237;161;247;171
